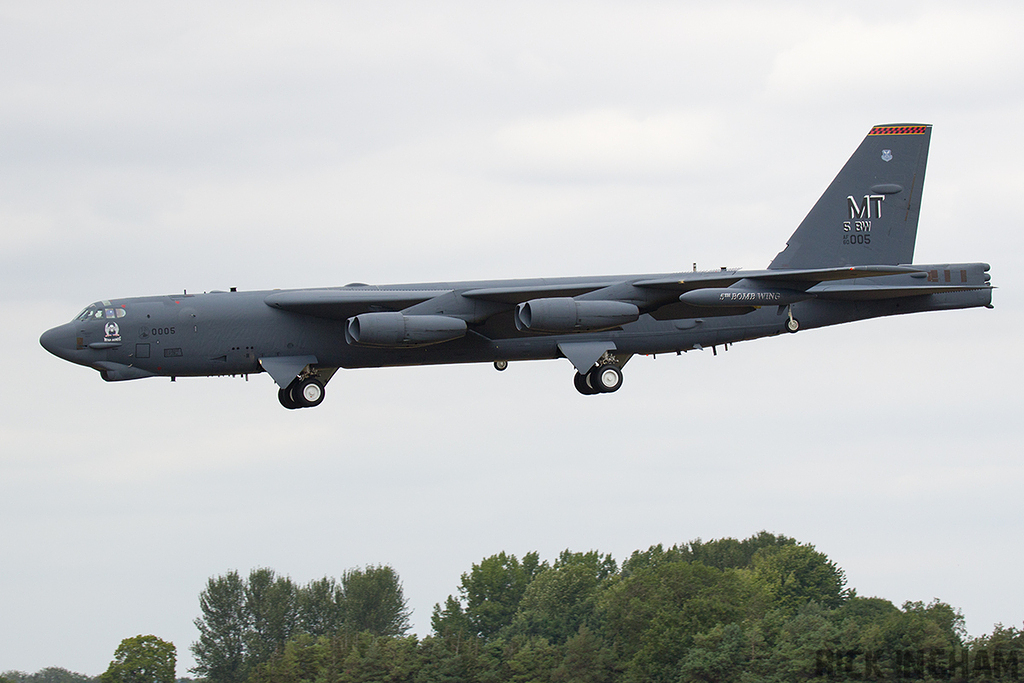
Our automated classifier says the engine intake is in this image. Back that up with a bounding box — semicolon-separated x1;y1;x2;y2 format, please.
515;298;640;333
346;313;467;347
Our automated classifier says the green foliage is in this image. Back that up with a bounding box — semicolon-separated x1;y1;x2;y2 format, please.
511;551;616;643
751;542;849;612
183;534;1020;683
100;635;176;683
191;570;248;683
0;670;96;683
550;627;619;683
678;622;750;683
685;531;797;570
620;531;796;577
340;565;411;637
455;551;545;641
244;569;299;665
602;561;765;683
247;633;333;683
298;577;344;637
191;564;410;683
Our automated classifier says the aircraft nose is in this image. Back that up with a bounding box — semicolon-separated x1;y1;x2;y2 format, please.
40;324;76;361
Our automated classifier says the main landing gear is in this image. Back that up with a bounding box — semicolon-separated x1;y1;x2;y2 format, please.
278;376;325;409
574;363;624;395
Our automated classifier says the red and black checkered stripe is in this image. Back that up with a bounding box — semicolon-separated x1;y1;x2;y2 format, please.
868;125;929;136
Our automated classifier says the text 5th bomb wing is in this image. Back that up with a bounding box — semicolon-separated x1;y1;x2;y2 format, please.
41;124;993;409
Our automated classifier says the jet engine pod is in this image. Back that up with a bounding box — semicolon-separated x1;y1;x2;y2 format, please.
678;288;812;307
515;298;640;333
346;312;467;347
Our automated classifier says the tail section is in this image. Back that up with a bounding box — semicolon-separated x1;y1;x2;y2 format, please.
769;124;931;270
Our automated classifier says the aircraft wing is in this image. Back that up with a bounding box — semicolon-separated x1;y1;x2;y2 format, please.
634;265;918;292
265;281;618;320
809;283;992;300
263;266;925;323
264;288;447;319
460;281;614;303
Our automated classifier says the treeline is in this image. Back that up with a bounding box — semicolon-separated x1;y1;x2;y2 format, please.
0;670;97;683
191;565;411;682
190;533;1024;682
8;534;1023;682
0;671;193;683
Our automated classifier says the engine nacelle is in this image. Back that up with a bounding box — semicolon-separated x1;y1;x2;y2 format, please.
678;288;812;307
515;298;640;333
346;313;467;347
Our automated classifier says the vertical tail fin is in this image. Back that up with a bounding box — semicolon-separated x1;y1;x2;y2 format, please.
769;124;931;269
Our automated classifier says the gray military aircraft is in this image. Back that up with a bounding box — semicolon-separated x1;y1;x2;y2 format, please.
41;124;993;409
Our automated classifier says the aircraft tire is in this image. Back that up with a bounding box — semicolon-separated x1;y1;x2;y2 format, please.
494;360;508;371
574;371;599;395
590;364;623;393
786;317;800;333
295;377;325;408
278;385;301;409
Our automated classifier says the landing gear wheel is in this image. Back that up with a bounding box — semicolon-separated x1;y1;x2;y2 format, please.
494;360;508;371
295;377;325;407
589;364;623;393
574;371;599;395
278;385;301;409
786;317;800;333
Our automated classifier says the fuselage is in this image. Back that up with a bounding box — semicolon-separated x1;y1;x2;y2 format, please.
40;264;992;385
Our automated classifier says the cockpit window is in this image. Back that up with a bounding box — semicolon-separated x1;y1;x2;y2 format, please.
75;305;126;321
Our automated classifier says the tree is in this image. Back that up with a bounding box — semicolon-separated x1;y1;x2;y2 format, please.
678;622;750;683
244;568;299;664
299;577;344;637
1;671;94;683
0;671;94;683
100;635;176;683
601;561;763;683
512;551;616;643
341;565;412;637
454;551;544;640
191;571;248;683
751;543;849;612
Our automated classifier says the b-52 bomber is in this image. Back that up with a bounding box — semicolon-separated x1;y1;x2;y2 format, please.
41;124;993;409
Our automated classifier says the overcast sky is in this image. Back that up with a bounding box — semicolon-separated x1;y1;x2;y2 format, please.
2;0;1022;675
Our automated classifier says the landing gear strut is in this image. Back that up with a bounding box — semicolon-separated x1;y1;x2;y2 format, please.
784;305;800;333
